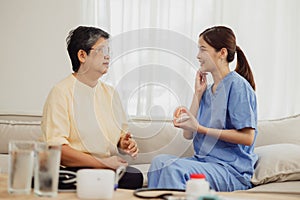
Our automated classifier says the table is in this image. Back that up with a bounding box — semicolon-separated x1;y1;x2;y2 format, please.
1;173;299;199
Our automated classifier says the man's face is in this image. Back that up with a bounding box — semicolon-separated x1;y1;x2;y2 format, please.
78;37;110;76
90;37;110;73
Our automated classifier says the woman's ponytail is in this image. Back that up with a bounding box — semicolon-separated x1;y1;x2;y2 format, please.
235;46;256;91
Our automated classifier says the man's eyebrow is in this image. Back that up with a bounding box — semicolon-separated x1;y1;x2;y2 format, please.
94;44;107;48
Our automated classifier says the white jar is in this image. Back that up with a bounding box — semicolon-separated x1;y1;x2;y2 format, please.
186;174;210;199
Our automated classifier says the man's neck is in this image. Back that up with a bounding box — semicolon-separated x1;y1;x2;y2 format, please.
73;72;100;88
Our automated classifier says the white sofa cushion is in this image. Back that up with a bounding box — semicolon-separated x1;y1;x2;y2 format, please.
251;143;300;185
122;120;194;165
247;181;300;194
1;113;300;189
255;114;300;147
0;118;42;154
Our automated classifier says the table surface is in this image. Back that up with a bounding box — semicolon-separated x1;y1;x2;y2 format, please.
1;173;299;200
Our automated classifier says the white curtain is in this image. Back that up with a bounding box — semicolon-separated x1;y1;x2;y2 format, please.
81;0;300;120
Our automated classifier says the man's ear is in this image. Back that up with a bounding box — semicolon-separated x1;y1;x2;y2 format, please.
77;49;87;63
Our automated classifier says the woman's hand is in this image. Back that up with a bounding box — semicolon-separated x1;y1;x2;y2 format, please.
118;132;139;158
97;156;128;170
195;70;207;96
173;107;199;133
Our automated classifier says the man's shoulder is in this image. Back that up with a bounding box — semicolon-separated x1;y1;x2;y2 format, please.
55;74;74;88
99;81;115;92
49;74;75;95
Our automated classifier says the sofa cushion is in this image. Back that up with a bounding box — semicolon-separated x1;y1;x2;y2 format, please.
124;120;194;165
251;143;300;185
247;181;300;194
0;115;194;165
0;118;42;154
255;114;300;147
0;154;8;173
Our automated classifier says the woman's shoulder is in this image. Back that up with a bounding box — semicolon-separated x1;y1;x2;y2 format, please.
227;72;257;106
228;71;254;91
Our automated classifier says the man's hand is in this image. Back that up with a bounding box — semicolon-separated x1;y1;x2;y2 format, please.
118;132;139;158
97;156;128;170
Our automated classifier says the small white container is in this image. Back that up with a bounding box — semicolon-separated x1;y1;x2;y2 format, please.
186;174;210;199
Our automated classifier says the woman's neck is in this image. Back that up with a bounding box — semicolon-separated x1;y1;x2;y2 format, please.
211;65;230;93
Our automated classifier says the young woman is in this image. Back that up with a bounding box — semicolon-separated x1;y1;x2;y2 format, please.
147;26;258;191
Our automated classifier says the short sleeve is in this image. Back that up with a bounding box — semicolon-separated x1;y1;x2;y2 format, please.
227;81;257;130
41;86;70;145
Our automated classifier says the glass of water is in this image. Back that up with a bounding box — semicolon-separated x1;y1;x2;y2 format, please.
8;140;35;194
34;142;61;197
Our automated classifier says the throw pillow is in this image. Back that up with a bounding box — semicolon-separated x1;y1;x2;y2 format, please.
251;143;300;185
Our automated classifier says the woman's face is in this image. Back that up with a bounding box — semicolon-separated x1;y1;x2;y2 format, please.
197;36;218;73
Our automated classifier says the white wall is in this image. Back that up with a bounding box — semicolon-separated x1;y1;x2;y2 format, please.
1;0;300;120
0;0;82;115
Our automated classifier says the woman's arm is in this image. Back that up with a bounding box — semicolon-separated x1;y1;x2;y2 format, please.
61;144;128;170
174;108;255;146
182;71;207;139
182;93;202;139
197;126;255;146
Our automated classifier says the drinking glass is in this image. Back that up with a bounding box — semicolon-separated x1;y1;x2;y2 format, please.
34;142;61;197
8;140;35;194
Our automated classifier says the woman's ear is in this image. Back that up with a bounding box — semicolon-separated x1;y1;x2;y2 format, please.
219;47;228;60
77;49;87;63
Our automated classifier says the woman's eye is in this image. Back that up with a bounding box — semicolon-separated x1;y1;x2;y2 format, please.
198;47;206;52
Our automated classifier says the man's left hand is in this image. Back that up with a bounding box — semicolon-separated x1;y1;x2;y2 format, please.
118;132;139;158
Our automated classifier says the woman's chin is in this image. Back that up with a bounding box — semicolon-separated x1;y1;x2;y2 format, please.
199;66;209;73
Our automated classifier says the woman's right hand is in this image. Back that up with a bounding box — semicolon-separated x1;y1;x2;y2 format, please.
195;70;207;96
97;156;128;170
173;107;199;133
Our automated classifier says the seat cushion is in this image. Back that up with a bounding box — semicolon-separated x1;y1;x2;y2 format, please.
0;154;8;174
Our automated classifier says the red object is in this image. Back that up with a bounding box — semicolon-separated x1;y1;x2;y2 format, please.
190;174;206;179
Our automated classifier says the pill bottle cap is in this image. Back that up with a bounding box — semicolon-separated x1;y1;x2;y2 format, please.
190;174;206;179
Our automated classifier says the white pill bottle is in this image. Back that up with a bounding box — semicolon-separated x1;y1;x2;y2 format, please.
185;173;210;199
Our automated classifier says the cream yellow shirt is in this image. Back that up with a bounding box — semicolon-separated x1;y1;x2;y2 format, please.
41;74;128;158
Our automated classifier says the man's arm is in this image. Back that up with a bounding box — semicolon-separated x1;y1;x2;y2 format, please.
61;144;128;170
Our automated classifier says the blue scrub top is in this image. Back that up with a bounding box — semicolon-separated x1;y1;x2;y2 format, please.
194;71;258;181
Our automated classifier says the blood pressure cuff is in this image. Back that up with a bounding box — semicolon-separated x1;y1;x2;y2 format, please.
58;166;91;192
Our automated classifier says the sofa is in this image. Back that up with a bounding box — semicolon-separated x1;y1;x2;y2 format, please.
1;114;300;196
